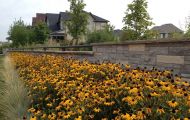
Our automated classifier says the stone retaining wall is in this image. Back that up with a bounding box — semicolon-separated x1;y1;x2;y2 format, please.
92;39;190;77
8;39;190;78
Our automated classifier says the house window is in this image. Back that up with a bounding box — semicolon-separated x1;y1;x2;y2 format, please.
161;33;166;38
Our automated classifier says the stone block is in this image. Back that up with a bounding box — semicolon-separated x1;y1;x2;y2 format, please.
157;55;184;64
117;45;128;51
181;65;190;74
185;56;190;61
116;60;129;65
168;47;190;55
148;47;168;55
128;44;145;52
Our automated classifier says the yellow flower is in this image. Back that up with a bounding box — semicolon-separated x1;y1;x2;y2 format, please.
150;92;160;97
55;105;61;111
63;99;73;106
41;114;47;119
167;100;178;108
113;109;120;114
63;114;71;119
30;116;37;120
35;110;41;116
157;107;165;114
104;101;115;106
146;80;154;86
122;96;137;105
94;107;101;112
75;116;82;120
129;87;138;94
184;118;189;120
161;85;171;91
47;103;53;107
28;107;36;113
121;113;131;120
186;101;190;106
136;111;146;120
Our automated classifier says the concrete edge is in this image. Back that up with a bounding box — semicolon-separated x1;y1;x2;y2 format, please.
7;50;94;56
91;39;190;46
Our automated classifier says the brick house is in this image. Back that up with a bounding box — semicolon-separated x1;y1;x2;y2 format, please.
32;12;109;44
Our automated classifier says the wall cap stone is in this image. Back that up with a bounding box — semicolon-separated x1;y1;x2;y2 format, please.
8;50;94;56
91;39;190;46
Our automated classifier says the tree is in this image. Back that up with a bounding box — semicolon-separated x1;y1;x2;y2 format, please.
66;0;88;45
33;22;49;44
86;24;116;44
185;16;190;38
8;19;33;47
123;0;153;40
141;30;159;40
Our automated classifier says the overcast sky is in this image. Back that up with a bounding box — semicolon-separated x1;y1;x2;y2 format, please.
0;0;190;41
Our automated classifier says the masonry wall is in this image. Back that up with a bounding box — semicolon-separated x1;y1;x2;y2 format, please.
91;39;190;77
8;39;190;78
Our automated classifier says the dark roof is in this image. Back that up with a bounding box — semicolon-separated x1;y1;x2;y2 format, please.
60;12;70;21
151;24;183;34
89;13;109;22
59;11;109;22
113;29;122;37
46;13;60;32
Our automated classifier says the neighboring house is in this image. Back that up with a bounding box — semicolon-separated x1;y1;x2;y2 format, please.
151;23;183;39
32;13;46;26
32;12;109;44
113;29;122;41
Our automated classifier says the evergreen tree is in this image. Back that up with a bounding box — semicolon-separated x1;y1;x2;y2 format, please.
33;22;49;44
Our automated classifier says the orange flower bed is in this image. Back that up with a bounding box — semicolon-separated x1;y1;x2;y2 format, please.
10;52;190;120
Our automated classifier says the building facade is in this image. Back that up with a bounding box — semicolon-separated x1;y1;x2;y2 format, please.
32;12;109;44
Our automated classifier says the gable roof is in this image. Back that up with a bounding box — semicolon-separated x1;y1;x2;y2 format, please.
89;13;109;22
46;13;60;32
59;11;109;22
151;24;183;34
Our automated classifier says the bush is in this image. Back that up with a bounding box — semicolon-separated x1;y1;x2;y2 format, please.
86;30;116;44
86;24;117;44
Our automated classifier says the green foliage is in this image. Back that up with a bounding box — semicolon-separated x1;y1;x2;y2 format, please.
66;0;88;45
123;0;153;40
170;32;184;39
33;22;49;44
8;19;33;47
120;29;137;41
86;24;116;44
8;19;50;47
141;30;159;40
185;16;190;38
